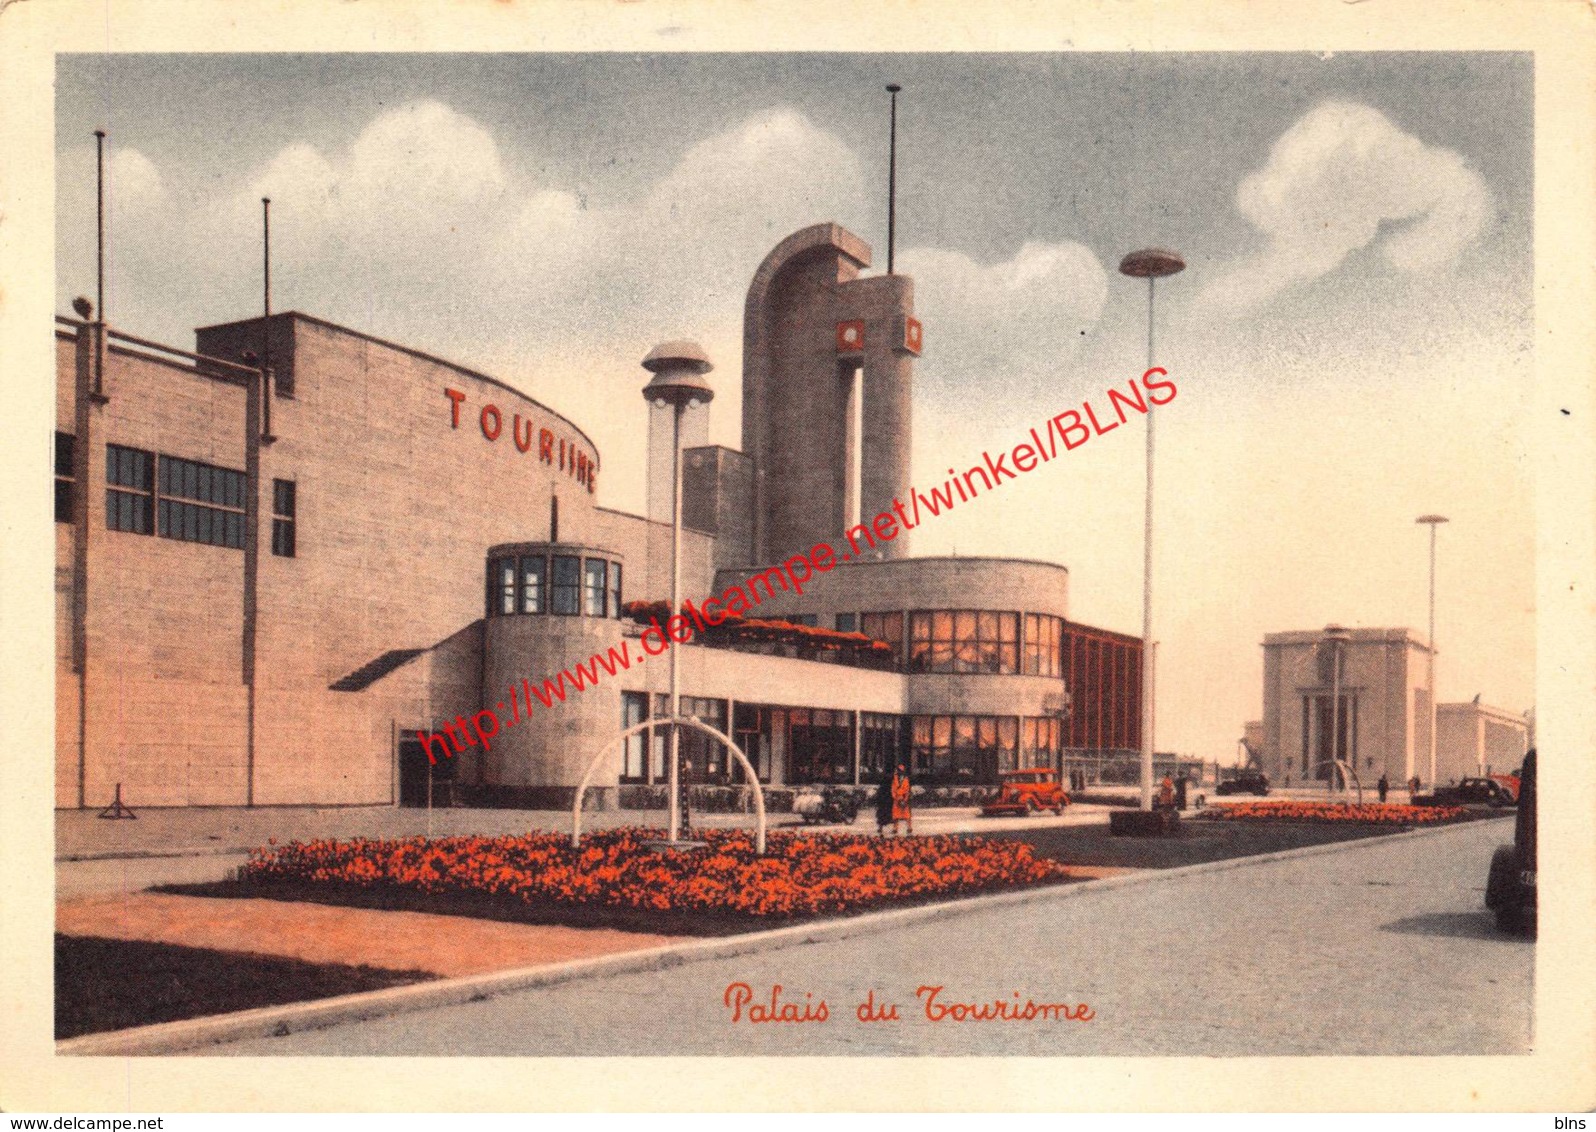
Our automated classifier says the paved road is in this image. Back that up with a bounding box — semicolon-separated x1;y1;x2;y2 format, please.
210;818;1532;1057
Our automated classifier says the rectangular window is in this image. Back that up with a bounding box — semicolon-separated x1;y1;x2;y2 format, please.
607;562;623;618
789;613;818;627
861;612;903;665
622;691;650;782
1024;614;1064;677
105;444;154;535
583;558;608;617
835;612;857;633
496;559;518;615
271;478;296;558
551;555;581;614
520;555;546;614
55;431;76;524
154;454;246;549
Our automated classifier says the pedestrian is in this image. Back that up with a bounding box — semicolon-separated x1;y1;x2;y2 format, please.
1377;772;1389;803
874;771;895;837
1175;774;1189;812
1159;773;1175;811
1409;774;1421;798
891;763;913;835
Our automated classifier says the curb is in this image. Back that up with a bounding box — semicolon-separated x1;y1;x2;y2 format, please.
56;816;1505;1056
59;847;256;863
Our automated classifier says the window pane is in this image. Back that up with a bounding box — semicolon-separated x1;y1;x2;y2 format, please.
521;556;545;613
910;612;931;641
998;613;1018;642
55;432;75;477
552;555;580;614
583;558;607;616
497;560;516;614
977;611;998;641
607;562;622;617
836;613;857;633
273;479;295;517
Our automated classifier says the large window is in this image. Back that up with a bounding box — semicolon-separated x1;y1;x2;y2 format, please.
551;555;581;615
157;454;246;549
105;444;154;535
860;612;903;664
271;478;296;558
1022;717;1063;772
621;691;650;782
583;558;608;617
54;432;75;524
1023;614;1063;677
860;712;901;782
607;562;623;618
908;610;1018;674
733;703;774;782
788;707;855;784
910;714;1018;784
520;556;545;614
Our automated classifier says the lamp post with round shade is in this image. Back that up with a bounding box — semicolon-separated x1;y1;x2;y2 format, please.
641;342;714;845
1416;514;1448;792
1118;248;1185;813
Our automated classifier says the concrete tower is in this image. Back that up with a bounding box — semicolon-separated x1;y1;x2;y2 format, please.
741;223;921;565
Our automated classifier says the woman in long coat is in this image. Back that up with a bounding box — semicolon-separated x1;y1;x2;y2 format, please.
890;764;913;835
874;770;895;836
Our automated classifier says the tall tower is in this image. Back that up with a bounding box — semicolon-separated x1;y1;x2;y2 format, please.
741;223;921;564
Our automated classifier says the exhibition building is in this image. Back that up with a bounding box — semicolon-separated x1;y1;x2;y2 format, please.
54;222;1144;810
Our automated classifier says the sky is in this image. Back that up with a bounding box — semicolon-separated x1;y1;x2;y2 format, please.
55;52;1536;763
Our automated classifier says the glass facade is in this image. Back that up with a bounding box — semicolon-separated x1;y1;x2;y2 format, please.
1023;613;1064;677
860;612;903;664
488;550;620;618
910;714;1019;783
908;610;1018;674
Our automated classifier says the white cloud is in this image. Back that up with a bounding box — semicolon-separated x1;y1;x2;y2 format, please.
1198;101;1493;315
109;148;165;207
899;240;1108;406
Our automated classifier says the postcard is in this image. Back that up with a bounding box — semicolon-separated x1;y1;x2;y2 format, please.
1;0;1592;1115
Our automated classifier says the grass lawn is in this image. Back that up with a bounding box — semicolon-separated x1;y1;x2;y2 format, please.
986;810;1510;870
56;934;435;1040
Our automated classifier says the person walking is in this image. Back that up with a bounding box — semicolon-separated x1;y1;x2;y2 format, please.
1377;772;1390;803
874;771;895;837
1175;773;1189;812
890;763;913;836
1409;774;1421;798
1158;773;1175;811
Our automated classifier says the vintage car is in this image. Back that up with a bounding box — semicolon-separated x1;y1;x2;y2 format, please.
1485;750;1536;935
1215;769;1270;796
1429;776;1517;808
980;769;1069;816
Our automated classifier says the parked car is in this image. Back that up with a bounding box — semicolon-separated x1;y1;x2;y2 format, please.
1429;776;1517;807
1215;770;1270;796
980;768;1069;816
1485;750;1536;935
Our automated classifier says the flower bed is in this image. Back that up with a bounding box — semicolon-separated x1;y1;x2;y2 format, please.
1203;800;1467;825
239;827;1065;922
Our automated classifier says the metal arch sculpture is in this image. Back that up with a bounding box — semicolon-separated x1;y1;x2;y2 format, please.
570;716;768;854
1316;758;1364;806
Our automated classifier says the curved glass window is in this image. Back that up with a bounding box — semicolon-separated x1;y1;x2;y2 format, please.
489;552;619;618
908;610;1019;674
910;713;1018;783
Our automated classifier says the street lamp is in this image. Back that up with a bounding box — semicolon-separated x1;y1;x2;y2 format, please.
642;342;714;845
1119;247;1185;812
1322;624;1351;795
1416;514;1449;791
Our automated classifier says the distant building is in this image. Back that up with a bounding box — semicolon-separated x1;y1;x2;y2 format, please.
1258;627;1527;789
1437;700;1529;782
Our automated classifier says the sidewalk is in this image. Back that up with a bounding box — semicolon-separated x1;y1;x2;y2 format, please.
56;801;1118;862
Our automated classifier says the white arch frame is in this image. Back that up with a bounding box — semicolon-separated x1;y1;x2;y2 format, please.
1316;757;1364;806
570;715;767;854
